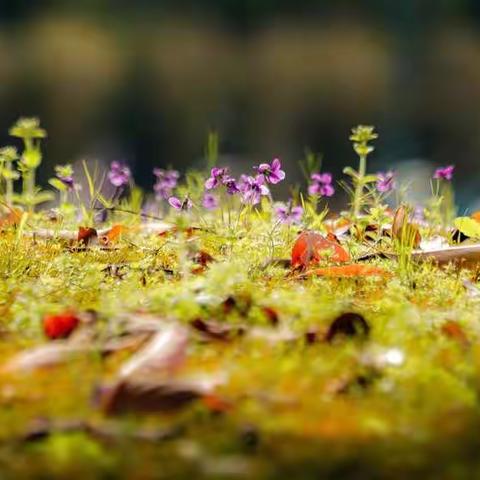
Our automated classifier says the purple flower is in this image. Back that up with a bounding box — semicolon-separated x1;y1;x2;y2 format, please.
223;176;240;195
308;172;335;197
376;171;396;193
255;158;285;184
310;173;332;184
202;193;219;210
54;165;75;190
274;201;303;225
239;175;270;205
57;174;74;190
108;161;131;188
168;196;192;211
433;165;454;181
153;168;179;199
205;167;228;190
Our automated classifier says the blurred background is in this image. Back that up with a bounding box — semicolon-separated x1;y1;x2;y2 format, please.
0;0;480;209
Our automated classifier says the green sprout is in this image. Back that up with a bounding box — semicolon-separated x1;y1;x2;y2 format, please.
9;117;52;212
49;164;74;209
0;146;20;206
344;125;378;219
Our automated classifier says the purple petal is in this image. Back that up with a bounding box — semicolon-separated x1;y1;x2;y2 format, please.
268;170;286;184
202;193;218;210
205;177;217;190
168;197;182;210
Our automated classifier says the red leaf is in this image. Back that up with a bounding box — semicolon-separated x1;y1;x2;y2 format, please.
77;226;97;245
43;312;80;339
291;231;350;269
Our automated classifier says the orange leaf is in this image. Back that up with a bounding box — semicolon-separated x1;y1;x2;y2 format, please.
308;264;388;277
99;224;128;245
472;211;480;223
105;224;126;241
0;208;23;230
291;231;350;269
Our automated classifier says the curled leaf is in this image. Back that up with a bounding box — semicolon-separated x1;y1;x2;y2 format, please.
392;206;421;248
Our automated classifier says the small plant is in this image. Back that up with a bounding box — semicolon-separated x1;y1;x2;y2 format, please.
426;165;456;229
9;117;53;212
48;164;76;210
344;124;378;219
0;146;19;207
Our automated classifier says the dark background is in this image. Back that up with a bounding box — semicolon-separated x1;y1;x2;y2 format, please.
0;0;479;208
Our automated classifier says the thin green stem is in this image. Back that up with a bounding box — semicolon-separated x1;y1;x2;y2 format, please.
352;153;367;219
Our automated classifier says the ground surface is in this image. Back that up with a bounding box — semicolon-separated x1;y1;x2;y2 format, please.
0;209;479;480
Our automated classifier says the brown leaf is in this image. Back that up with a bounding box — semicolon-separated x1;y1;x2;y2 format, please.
391;206;421;248
118;324;189;379
441;321;469;347
190;318;244;342
100;374;226;415
325;313;370;343
261;307;279;326
77;226;98;245
0;208;23;230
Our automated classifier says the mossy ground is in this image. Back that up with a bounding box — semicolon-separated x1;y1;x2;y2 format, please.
0;209;479;479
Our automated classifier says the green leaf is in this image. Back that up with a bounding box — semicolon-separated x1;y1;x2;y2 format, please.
454;217;480;239
342;167;358;178
362;175;378;184
49;178;67;192
21;149;42;169
32;191;55;205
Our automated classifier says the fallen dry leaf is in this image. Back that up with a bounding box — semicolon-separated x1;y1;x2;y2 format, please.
291;231;350;269
118;324;189;379
325;312;370;343
307;264;388;277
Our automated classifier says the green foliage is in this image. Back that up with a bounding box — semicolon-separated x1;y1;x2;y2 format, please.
454;216;480;238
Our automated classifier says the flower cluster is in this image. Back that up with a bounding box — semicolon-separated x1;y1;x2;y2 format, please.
308;172;334;197
55;164;75;190
238;174;270;205
108;161;131;188
201;158;285;206
153;168;179;199
255;158;285;184
205;167;229;190
434;165;454;181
